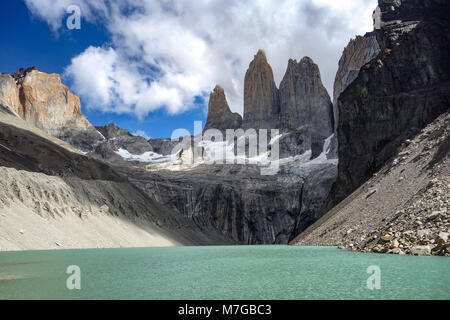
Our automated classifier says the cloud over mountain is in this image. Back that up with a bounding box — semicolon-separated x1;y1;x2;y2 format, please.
25;0;377;117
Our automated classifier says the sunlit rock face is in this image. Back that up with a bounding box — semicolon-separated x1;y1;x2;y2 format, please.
243;50;280;129
322;0;450;212
204;85;242;132
13;68;92;131
0;73;21;116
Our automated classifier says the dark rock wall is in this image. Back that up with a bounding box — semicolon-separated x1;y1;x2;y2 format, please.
123;162;336;244
323;0;450;212
333;32;380;131
279;57;334;143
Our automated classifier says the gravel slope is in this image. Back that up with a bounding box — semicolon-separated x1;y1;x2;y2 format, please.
0;111;233;251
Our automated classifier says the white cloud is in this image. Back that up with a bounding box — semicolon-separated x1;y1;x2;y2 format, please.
25;0;378;116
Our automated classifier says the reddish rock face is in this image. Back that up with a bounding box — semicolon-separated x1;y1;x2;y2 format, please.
204;85;242;132
16;69;91;131
243;50;280;129
0;67;92;133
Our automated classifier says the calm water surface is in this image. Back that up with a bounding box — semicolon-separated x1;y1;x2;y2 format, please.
0;246;449;300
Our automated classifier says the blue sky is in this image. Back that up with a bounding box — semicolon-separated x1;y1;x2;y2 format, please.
0;0;376;139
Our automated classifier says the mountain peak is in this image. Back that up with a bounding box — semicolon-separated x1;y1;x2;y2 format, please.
13;66;39;82
300;56;314;65
96;123;132;139
243;49;279;128
279;55;333;138
204;85;242;132
213;85;225;94
0;68;91;131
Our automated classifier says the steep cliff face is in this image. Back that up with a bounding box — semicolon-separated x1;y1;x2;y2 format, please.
327;32;380;159
121;160;337;244
279;57;334;140
333;32;380;130
0;73;21;116
240;50;334;159
243;50;280;129
15;68;92;132
0;67;92;135
323;0;450;211
204;85;242;132
373;0;449;49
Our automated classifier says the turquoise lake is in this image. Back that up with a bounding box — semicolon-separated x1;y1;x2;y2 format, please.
0;246;449;300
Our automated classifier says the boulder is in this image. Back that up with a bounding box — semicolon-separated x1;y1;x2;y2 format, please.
390;239;400;249
380;235;393;242
438;232;449;242
411;245;432;256
417;229;432;239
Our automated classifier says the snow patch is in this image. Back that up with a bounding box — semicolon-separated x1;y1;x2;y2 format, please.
269;133;283;145
0;143;11;152
316;134;334;161
96;130;106;141
114;148;176;163
198;139;270;165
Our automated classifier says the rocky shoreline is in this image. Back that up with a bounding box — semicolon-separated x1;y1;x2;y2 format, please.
343;173;450;256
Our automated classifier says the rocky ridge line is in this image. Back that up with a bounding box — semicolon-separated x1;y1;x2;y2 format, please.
0;67;92;132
